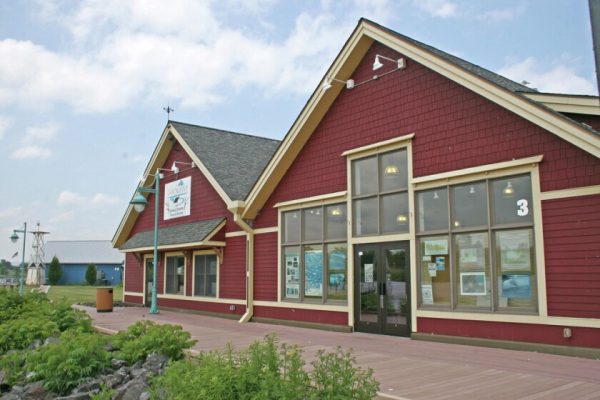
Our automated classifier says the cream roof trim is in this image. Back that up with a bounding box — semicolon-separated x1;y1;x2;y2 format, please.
522;93;600;116
120;240;226;253
241;20;600;220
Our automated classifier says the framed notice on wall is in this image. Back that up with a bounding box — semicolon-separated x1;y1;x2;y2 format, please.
164;177;191;220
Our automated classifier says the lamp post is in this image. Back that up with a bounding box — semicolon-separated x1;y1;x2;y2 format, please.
9;222;27;296
130;171;161;314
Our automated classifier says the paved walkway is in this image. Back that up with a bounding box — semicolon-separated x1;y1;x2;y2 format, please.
78;306;600;400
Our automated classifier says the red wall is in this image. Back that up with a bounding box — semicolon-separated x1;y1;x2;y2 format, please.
254;42;600;228
254;232;278;301
159;298;244;315
543;194;600;318
124;294;143;304
253;305;347;326
418;317;600;348
124;253;143;293
129;141;235;236
220;236;246;299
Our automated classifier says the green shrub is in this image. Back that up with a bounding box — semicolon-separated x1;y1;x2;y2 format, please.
112;320;196;364
0;349;30;386
47;256;62;285
0;317;59;355
27;330;111;395
150;335;379;400
85;264;97;286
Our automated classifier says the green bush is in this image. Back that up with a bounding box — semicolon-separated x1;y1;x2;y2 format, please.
0;317;59;355
150;335;380;400
85;264;97;286
0;349;30;386
112;320;196;364
47;256;62;285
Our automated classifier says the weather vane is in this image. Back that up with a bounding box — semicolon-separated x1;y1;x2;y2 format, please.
163;105;174;120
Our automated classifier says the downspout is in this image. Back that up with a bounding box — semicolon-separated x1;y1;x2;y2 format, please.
229;201;254;323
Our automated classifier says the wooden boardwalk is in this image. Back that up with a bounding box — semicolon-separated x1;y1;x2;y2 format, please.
78;306;600;400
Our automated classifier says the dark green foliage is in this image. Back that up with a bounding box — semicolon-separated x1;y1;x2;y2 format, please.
150;335;380;400
85;264;97;286
27;330;111;395
0;349;30;385
47;256;62;285
112;320;196;364
0;317;59;354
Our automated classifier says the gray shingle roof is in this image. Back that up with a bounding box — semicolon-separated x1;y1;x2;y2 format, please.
171;121;280;200
121;218;225;250
44;240;123;264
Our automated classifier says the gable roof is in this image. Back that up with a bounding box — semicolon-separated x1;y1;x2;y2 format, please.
241;18;600;219
45;240;123;264
112;122;279;249
121;218;225;252
170;121;281;201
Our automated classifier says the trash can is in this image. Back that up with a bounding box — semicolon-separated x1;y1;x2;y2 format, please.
96;287;113;312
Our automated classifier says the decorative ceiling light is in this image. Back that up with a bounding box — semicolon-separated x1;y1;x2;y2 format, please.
503;181;514;197
373;55;406;71
469;186;476;194
454;220;461;228
384;165;400;176
330;207;343;217
433;191;439;199
396;214;408;224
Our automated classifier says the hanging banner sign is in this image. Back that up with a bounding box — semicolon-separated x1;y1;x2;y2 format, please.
164;177;191;220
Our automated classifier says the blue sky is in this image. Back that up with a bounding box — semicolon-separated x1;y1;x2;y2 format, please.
0;0;596;261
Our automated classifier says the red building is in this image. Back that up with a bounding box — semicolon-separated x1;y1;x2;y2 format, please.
113;19;600;352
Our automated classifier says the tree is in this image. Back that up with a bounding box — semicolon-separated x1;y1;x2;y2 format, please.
85;264;97;286
48;256;62;285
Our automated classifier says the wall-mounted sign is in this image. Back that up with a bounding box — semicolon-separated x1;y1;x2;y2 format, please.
164;176;191;220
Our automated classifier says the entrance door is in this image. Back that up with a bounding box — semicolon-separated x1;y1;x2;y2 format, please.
355;242;410;336
145;258;154;306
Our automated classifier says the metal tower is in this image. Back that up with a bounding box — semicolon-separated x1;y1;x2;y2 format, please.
26;222;50;285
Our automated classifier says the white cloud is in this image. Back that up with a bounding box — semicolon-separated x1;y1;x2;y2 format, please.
498;57;596;95
23;122;59;144
478;6;525;22
0;207;22;219
414;0;458;18
0;116;11;140
11;145;52;159
91;193;120;206
57;191;120;207
57;191;86;206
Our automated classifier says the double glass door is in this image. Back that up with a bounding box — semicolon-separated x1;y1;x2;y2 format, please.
145;258;154;306
355;242;410;336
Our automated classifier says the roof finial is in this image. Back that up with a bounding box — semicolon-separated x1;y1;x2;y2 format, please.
163;105;174;121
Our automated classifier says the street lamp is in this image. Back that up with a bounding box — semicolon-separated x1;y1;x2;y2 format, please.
9;223;27;296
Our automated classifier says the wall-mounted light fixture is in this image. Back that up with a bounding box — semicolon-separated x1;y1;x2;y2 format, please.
170;161;195;175
373;55;406;71
322;56;407;93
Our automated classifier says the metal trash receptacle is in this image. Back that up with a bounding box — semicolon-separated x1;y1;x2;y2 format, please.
96;287;113;312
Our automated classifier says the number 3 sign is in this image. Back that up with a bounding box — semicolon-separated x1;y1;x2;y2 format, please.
517;199;529;216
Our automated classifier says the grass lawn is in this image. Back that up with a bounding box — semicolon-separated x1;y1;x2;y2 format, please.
46;285;123;305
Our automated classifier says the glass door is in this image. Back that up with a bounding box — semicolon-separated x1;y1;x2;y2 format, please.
355;242;410;336
145;258;154;306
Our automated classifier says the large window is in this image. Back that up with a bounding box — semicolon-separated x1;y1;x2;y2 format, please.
352;149;409;236
165;255;185;295
417;174;537;313
281;203;347;302
194;254;217;297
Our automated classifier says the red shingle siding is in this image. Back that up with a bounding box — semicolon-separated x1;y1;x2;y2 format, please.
124;295;143;304
254;42;600;228
253;305;348;326
128;142;235;237
219;236;246;299
543;194;600;318
254;232;278;301
159;298;244;315
124;253;143;293
418;317;600;348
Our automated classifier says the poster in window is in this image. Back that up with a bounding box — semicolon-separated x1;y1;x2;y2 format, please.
285;254;300;298
421;284;434;305
424;239;448;256
501;274;531;299
304;249;323;297
460;272;487;296
364;263;374;283
164;176;191;220
498;231;531;271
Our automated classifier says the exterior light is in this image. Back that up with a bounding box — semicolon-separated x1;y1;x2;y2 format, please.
9;223;27;296
130;192;148;213
373;54;406;71
503;181;514;197
384;165;400;175
10;232;18;243
322;79;332;91
171;162;179;174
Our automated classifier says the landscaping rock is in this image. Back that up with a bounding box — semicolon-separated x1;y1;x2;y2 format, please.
101;373;124;389
71;379;100;394
43;337;60;347
22;380;50;399
55;393;93;400
113;378;145;400
144;354;168;374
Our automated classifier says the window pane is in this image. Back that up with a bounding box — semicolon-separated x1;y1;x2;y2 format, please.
283;211;301;243
327;243;347;301
353;197;378;236
455;233;491;308
194;255;205;296
283;247;300;299
326;204;347;240
166;256;184;295
452;182;487;229
303;207;323;242
352;156;378;196
207;255;217;297
304;245;323;299
381;192;409;233
417;188;448;232
492;175;533;225
380;149;408;192
496;229;537;310
419;236;450;306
